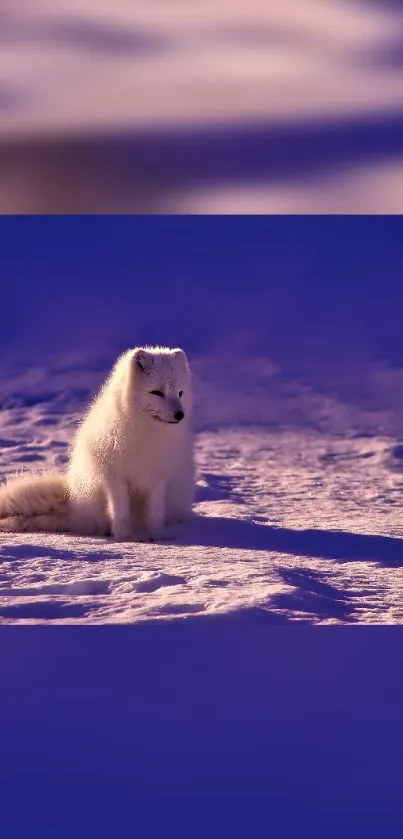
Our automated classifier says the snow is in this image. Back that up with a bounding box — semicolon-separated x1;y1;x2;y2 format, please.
1;216;403;625
2;422;403;624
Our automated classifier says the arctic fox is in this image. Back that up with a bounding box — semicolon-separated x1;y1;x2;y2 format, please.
0;346;194;541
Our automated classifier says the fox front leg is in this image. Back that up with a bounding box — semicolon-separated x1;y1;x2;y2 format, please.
143;483;166;542
105;476;133;541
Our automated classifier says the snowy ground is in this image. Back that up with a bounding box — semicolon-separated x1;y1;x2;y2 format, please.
2;352;403;625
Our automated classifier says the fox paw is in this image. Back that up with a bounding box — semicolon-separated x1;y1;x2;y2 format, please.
137;528;167;543
111;517;134;542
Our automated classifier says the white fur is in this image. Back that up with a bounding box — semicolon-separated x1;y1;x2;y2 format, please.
0;346;195;541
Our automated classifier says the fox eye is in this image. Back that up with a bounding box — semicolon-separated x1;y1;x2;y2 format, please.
179;390;183;397
150;390;164;397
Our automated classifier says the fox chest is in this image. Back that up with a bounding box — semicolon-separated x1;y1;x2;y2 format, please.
121;435;180;489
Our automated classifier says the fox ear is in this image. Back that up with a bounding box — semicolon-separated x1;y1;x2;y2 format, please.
133;348;154;375
172;348;189;369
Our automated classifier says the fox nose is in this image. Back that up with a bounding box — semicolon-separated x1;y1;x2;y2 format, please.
174;410;184;422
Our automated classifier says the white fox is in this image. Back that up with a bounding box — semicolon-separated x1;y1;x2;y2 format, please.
0;346;195;541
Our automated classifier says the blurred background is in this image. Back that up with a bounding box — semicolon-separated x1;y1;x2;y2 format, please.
1;0;403;213
2;215;403;436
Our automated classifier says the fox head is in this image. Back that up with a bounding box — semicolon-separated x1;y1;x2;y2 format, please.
126;346;192;425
